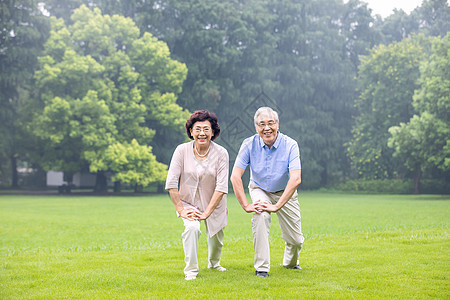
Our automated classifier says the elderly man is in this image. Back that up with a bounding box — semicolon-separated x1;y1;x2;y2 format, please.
230;107;304;278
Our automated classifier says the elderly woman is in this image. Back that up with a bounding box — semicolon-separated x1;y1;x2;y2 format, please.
165;110;229;280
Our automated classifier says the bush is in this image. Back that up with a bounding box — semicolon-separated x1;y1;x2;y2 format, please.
419;179;450;194
331;179;412;194
330;178;449;194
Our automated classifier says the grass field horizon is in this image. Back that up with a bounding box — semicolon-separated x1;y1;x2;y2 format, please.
1;192;448;298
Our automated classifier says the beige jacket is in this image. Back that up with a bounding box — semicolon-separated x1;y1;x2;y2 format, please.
165;141;229;237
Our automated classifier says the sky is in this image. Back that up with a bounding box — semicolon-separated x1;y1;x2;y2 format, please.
362;0;424;18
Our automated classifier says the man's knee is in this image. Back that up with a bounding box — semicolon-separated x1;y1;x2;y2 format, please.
253;211;271;225
291;234;304;248
252;212;271;236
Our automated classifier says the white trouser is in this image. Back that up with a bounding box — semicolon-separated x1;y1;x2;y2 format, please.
249;183;304;272
182;218;224;276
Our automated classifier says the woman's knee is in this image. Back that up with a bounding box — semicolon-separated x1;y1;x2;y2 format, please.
184;221;201;234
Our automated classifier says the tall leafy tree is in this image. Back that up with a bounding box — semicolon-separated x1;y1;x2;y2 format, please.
135;0;378;188
388;113;449;193
374;9;420;44
348;35;432;179
239;0;377;187
33;5;188;190
373;0;449;45
413;33;450;122
41;0;441;190
388;33;450;193
0;0;50;187
415;0;450;38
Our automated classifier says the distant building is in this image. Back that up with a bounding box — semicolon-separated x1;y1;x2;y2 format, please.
46;171;112;188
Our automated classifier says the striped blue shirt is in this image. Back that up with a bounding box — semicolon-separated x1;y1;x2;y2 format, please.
234;132;301;193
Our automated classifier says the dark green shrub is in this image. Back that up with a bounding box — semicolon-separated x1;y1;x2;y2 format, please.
331;179;449;194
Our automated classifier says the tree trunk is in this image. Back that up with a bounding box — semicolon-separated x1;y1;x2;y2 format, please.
320;162;328;187
10;155;18;188
94;171;108;193
35;166;47;187
134;184;143;193
63;172;74;193
113;181;121;193
413;170;422;195
63;172;74;185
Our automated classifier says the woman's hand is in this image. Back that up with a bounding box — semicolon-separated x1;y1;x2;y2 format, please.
179;208;202;221
196;212;209;221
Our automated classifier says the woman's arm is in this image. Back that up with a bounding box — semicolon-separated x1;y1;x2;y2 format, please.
167;188;201;220
166;145;201;220
197;190;226;220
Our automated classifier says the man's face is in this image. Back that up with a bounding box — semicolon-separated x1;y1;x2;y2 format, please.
255;112;279;147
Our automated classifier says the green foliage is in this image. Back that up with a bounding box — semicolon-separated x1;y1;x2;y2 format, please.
94;0;377;188
348;35;432;179
0;0;50;186
413;33;450;123
333;178;450;195
331;179;413;194
4;0;448;191
388;113;450;174
102;139;168;186
415;0;450;38
33;5;188;187
373;0;450;45
387;33;450;192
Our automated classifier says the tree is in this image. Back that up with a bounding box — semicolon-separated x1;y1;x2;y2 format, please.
413;33;450;123
37;0;389;189
0;0;50;187
103;139;167;192
388;33;450;193
414;0;450;38
373;0;450;45
33;5;188;191
347;35;432;179
388;113;449;194
374;9;420;44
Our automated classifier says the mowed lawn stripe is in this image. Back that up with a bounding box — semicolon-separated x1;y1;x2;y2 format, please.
0;193;448;298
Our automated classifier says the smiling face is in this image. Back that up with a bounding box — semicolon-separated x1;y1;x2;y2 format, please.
255;111;279;148
190;120;214;146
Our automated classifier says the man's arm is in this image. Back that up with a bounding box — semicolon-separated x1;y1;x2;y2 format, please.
230;166;263;214
259;169;301;213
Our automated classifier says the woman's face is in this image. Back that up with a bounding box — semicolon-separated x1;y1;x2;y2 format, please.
190;120;214;145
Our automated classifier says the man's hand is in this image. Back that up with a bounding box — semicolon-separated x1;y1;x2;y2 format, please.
258;201;279;213
244;200;266;214
179;209;202;221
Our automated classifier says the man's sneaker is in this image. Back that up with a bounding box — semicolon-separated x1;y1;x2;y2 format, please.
284;265;302;270
255;271;269;277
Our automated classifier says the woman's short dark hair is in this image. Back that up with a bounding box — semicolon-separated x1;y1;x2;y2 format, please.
185;110;220;141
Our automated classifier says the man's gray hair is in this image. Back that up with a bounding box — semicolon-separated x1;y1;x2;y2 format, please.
254;107;279;125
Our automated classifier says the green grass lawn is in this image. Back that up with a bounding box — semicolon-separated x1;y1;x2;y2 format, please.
1;192;448;299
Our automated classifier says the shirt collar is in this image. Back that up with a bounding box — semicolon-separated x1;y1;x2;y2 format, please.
258;132;282;149
273;132;282;148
